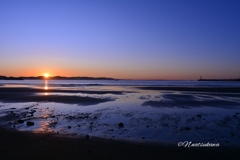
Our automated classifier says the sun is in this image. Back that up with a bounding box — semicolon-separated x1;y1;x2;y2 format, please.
44;73;49;78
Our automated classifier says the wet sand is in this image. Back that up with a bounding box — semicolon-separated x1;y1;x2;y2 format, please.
1;86;240;159
137;86;240;93
0;126;239;160
0;87;125;94
1;94;113;105
0;87;120;104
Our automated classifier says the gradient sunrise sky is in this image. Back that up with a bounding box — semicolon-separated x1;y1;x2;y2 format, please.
0;0;240;80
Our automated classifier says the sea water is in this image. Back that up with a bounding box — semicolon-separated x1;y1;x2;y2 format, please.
1;79;240;87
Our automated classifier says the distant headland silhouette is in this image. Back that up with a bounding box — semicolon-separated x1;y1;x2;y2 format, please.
0;75;116;80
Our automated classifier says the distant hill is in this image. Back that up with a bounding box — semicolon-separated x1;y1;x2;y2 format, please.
0;76;24;80
0;75;116;80
48;76;115;80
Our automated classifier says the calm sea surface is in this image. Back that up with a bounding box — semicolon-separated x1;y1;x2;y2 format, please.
1;79;240;87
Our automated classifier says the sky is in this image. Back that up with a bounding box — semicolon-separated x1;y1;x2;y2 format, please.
0;0;240;80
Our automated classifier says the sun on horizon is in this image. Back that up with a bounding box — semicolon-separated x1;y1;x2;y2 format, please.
44;73;49;78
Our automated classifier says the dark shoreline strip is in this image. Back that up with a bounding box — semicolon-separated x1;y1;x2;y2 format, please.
0;126;239;159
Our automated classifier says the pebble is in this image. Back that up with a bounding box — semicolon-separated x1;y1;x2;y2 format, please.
18;120;24;123
184;127;191;130
27;121;34;126
118;122;124;127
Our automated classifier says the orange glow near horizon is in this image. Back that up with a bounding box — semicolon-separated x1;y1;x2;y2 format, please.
1;66;233;80
0;64;206;80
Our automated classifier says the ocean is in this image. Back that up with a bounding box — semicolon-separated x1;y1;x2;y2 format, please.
1;79;240;87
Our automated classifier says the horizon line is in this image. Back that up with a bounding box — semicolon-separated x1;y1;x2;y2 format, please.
0;75;200;81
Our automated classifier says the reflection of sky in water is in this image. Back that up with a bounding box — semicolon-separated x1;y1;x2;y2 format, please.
0;86;240;146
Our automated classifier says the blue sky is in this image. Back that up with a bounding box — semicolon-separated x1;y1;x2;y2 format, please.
0;0;240;79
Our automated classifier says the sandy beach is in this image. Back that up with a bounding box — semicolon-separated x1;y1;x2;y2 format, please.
1;126;239;160
1;83;240;159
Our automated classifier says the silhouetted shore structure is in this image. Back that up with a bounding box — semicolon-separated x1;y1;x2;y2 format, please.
0;76;116;80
